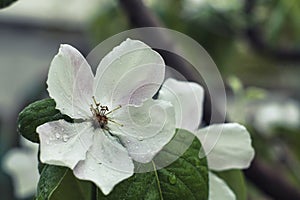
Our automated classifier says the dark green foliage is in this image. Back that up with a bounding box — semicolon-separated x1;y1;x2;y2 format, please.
18;98;72;143
0;0;17;9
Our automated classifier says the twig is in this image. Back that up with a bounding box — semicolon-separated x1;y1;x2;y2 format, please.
244;0;300;61
244;158;300;200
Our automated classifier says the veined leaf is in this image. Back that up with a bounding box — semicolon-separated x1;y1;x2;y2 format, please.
36;165;93;200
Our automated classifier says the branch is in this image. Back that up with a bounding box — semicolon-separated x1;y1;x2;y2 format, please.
244;158;300;200
118;0;300;199
244;0;300;61
119;0;161;27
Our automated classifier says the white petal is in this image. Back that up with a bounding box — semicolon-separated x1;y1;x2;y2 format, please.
73;131;134;195
158;78;204;132
2;145;39;198
94;38;165;107
209;172;236;200
37;120;93;169
196;123;255;171
110;99;176;163
47;44;94;119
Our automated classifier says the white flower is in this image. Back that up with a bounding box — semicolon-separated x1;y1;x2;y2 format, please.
253;100;300;133
158;78;255;200
36;39;176;195
2;138;39;199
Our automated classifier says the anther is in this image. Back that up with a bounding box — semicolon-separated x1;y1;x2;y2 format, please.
92;96;100;107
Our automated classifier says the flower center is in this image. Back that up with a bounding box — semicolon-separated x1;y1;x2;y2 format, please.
90;96;123;130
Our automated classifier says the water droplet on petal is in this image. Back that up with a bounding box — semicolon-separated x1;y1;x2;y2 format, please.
46;140;50;145
62;134;69;142
169;174;177;185
55;133;61;139
49;136;55;141
138;136;143;141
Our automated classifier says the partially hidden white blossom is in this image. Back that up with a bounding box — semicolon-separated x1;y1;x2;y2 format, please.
37;39;176;195
158;78;255;200
2;138;39;199
253;100;300;133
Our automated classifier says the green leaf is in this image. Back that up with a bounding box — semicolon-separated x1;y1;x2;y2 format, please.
18;98;72;143
37;165;93;200
36;165;68;200
0;0;17;9
97;129;209;200
216;170;247;200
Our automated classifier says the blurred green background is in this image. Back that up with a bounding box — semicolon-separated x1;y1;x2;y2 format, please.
0;0;299;199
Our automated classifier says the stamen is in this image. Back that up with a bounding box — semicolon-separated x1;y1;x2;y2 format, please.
108;118;124;127
92;96;100;107
106;105;122;115
90;96;123;129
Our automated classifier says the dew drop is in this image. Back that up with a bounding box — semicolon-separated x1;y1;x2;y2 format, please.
62;134;69;142
195;159;201;168
49;136;55;141
46;140;50;145
137;136;143;141
168;174;177;185
55;133;61;139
